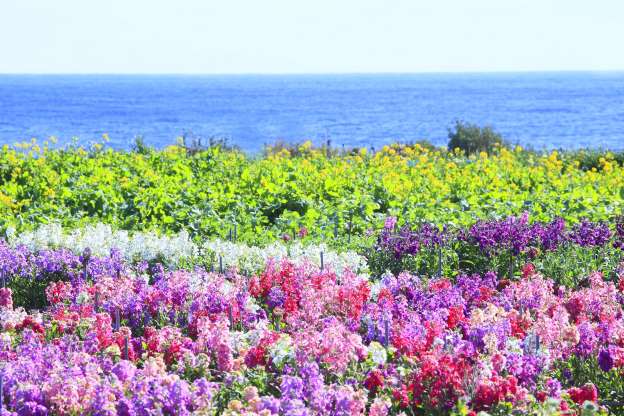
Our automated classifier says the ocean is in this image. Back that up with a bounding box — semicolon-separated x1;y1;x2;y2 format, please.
1;72;623;152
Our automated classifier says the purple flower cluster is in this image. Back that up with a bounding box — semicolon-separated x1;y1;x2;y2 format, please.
0;331;218;415
568;219;612;247
530;217;567;251
377;214;622;262
378;222;449;259
0;241;127;286
466;213;534;255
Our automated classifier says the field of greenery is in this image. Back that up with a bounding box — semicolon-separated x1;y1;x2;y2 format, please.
1;139;623;245
1;136;624;415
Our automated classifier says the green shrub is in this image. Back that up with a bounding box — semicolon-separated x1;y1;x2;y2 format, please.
447;120;508;155
563;149;624;172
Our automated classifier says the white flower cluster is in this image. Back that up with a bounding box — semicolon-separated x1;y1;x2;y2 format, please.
0;307;28;331
7;223;197;266
202;239;369;276
6;223;369;276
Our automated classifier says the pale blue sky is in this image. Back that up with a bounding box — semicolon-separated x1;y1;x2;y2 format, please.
0;0;622;73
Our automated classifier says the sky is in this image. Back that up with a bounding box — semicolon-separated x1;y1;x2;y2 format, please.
0;0;623;74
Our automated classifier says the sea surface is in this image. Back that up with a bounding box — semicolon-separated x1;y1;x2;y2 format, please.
1;72;623;152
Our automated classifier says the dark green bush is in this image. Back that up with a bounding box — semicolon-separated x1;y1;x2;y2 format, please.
131;135;152;155
447;121;508;155
563;149;624;172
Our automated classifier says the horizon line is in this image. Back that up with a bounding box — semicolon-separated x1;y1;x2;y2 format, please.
1;69;624;76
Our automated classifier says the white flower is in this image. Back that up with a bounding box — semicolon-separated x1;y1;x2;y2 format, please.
369;280;383;300
201;239;369;278
269;334;295;367
9;223;197;266
506;338;523;355
76;291;90;305
367;341;387;365
0;307;28;330
0;331;11;345
10;224;370;280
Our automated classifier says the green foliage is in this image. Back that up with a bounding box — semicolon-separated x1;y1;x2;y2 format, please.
562;149;624;172
448;120;508;155
1;140;623;250
366;239;624;284
551;357;624;415
131;135;152;155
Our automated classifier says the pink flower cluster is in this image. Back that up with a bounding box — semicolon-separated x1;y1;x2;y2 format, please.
0;256;621;415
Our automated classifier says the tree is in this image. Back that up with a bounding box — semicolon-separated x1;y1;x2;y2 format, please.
447;121;507;155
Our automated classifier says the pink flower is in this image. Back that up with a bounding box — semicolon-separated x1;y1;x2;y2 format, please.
45;281;73;304
384;216;397;230
196;316;233;371
0;287;13;309
369;398;390;416
568;383;598;405
364;370;385;393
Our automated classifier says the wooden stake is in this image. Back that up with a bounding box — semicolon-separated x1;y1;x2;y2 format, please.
0;373;4;411
384;318;390;347
115;308;120;330
94;291;100;313
437;247;443;278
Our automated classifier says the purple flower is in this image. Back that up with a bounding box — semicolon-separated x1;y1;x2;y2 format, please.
568;219;612;247
280;375;304;400
534;217;567;251
111;360;136;382
466;212;534;255
116;398;135;416
384;216;397;230
259;397;281;414
267;286;285;309
598;347;614;372
614;216;624;250
377;221;449;260
575;322;597;357
545;378;562;398
506;353;545;388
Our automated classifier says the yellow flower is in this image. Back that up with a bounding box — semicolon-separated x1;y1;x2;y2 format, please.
299;140;312;152
0;192;15;208
548;151;559;162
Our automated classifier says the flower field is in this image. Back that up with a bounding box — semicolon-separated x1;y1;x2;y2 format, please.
1;143;624;415
1;141;623;244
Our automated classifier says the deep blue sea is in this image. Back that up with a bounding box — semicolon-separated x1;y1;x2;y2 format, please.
1;72;623;152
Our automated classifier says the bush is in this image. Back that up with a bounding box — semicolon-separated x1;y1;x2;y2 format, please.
447;120;507;155
564;149;624;172
131;135;152;155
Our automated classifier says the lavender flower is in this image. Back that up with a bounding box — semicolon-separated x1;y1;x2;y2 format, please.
568;219;612;247
598;347;614;372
